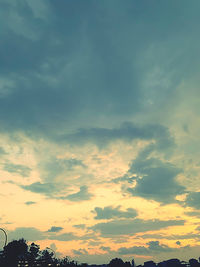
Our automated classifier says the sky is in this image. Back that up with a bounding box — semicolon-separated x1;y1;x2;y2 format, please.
0;0;200;265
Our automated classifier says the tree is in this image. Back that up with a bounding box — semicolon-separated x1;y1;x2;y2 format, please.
189;259;200;267
39;249;55;267
3;238;28;266
109;258;125;267
60;256;78;267
28;242;40;266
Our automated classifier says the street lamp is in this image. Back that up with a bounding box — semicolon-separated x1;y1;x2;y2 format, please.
0;228;7;248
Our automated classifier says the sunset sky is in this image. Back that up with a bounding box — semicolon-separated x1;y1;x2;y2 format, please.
0;0;200;265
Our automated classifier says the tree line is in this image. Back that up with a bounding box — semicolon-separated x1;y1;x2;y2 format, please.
0;238;200;267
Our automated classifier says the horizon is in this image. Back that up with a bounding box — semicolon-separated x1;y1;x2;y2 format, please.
0;238;200;266
0;0;200;265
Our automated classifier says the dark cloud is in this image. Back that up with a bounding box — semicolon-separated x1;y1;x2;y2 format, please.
93;206;137;220
21;182;60;196
118;241;174;255
3;162;31;177
118;246;149;255
0;0;199;140
126;146;185;203
63;186;93;202
0;1;199;263
62;123;174;149
185;192;200;209
24;201;36;205
147;241;174;252
47;226;63;233
90;218;184;236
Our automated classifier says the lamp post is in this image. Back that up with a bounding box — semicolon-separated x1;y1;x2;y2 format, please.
0;228;7;248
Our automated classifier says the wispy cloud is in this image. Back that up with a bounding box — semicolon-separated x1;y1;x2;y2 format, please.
3;162;31;177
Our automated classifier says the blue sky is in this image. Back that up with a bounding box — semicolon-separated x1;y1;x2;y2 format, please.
0;0;200;264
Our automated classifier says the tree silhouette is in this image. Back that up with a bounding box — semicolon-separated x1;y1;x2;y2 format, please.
2;238;28;266
109;258;125;267
189;259;200;267
1;238;200;267
28;242;40;266
39;249;54;266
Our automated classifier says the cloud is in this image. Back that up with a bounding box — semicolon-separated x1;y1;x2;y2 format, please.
47;231;98;242
48;232;78;241
88;241;102;246
73;224;86;229
47;226;63;233
90;218;185;236
3;162;31;177
24;201;36;205
93;206;137;220
0;1;200;263
147;241;174;252
0;147;7;155
185;211;200;218
111;175;136;184
72;249;88;255
63;186;93;202
185;192;200;209
62;123;174;149
126;149;185;203
21;182;92;202
118;246;149;255
118;241;175;255
21;182;60;196
8;226;98;243
38;157;86;183
100;246;112;252
8;227;45;241
174;234;199;241
78;233;99;241
0;0;199;143
138;233;200;240
8;227;89;242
